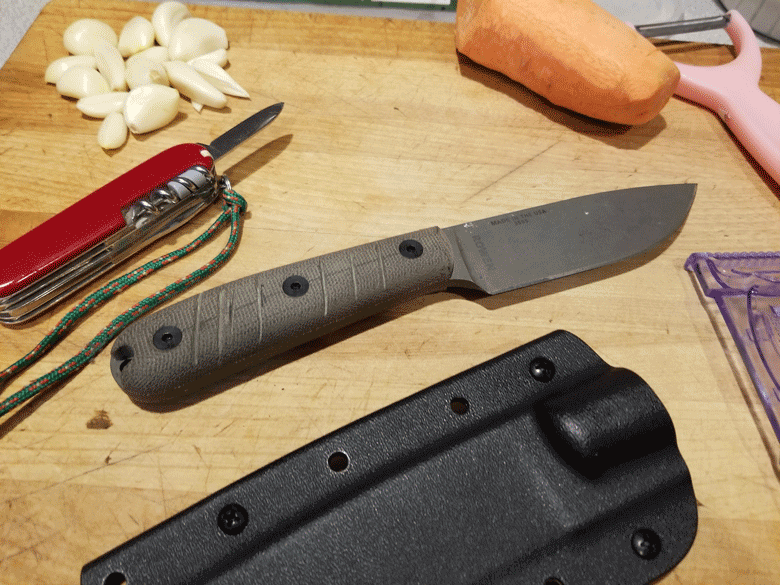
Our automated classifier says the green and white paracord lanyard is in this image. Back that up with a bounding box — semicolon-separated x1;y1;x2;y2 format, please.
0;188;247;417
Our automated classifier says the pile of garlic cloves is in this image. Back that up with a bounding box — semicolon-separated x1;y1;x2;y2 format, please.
45;1;250;150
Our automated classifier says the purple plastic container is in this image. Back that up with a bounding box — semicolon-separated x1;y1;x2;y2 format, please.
686;252;780;442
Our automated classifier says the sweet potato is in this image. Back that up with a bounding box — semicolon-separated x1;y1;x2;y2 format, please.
455;0;680;125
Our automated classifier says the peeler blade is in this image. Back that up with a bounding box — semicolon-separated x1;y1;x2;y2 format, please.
634;14;730;38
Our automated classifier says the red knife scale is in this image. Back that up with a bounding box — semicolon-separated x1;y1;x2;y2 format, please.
0;143;213;299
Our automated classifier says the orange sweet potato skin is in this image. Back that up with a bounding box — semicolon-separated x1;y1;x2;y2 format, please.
455;0;680;125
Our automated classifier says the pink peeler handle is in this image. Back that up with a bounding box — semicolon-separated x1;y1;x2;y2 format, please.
674;10;780;185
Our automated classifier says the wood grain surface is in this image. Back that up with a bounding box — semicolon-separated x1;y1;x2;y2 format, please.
1;0;779;582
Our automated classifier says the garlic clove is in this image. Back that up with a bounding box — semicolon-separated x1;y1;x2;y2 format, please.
167;18;228;62
163;61;227;109
98;111;128;149
187;48;228;68
118;16;155;58
45;55;97;84
56;65;110;99
190;60;249;98
125;57;170;90
123;84;180;134
93;39;127;91
127;45;170;66
76;91;129;118
152;1;191;47
63;19;118;56
190;100;204;113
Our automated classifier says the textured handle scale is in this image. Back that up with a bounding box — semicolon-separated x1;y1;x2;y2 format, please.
111;227;455;405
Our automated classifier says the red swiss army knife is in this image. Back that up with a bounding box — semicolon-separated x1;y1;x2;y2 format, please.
0;102;283;325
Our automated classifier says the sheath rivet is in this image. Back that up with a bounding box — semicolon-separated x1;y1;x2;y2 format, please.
631;528;662;559
283;275;309;297
217;503;249;536
529;357;555;382
399;239;424;259
153;326;182;350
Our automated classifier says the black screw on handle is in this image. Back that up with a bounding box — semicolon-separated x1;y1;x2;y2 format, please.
282;275;309;297
152;325;182;350
399;239;424;259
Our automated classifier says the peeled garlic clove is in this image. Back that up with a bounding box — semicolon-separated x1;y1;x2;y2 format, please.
191;100;204;113
56;65;110;99
187;48;228;68
45;55;97;84
163;61;227;109
63;19;118;55
76;91;129;118
98;111;128;150
118;16;155;58
127;45;170;66
125;57;169;90
168;18;228;62
123;84;180;134
93;39;127;91
190;60;248;98
152;1;191;47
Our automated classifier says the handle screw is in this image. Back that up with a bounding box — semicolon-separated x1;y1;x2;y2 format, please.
282;275;309;297
399;239;424;258
217;503;249;536
152;326;182;350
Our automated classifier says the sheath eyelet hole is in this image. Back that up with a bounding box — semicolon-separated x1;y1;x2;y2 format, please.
328;451;349;472
104;572;127;585
450;397;469;415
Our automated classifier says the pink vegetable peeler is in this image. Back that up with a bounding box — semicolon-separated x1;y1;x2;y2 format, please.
636;10;780;186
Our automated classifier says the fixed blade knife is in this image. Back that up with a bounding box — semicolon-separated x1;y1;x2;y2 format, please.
110;183;696;405
0;102;284;325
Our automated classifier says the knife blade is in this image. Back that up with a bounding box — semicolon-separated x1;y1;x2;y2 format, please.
109;183;696;405
205;102;283;160
0;102;284;325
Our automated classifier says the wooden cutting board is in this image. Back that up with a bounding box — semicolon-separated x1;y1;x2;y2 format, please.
1;0;779;582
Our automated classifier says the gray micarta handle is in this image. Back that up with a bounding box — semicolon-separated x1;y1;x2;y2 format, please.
110;227;454;405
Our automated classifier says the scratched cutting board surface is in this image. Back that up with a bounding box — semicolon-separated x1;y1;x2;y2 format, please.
1;0;779;582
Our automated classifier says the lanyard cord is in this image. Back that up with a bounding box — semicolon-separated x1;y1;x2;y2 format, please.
0;188;247;418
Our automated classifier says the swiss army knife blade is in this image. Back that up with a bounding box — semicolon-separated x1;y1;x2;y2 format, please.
0;102;283;325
